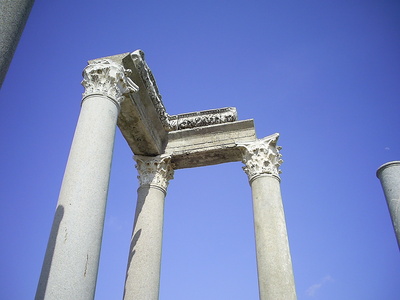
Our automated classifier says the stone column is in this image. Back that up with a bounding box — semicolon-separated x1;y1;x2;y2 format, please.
376;161;400;249
0;0;35;87
124;155;174;300
238;134;296;300
36;60;138;300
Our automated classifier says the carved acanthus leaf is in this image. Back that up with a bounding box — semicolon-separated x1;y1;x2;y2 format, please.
134;155;174;191
81;59;139;105
237;133;283;182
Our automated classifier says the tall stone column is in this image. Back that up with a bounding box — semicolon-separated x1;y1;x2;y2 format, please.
0;0;35;87
124;155;174;300
36;60;138;300
238;134;296;300
376;161;400;249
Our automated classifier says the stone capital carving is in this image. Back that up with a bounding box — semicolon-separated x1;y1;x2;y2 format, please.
237;133;283;182
134;155;174;192
81;59;139;106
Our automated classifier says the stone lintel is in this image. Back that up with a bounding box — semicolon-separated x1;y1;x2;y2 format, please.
89;52;168;155
168;107;237;131
165;119;256;169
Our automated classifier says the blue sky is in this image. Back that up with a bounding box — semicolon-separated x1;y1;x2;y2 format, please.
1;1;399;299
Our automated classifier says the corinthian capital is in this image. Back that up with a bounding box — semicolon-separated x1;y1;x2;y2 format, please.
237;133;283;182
81;59;139;105
134;155;174;193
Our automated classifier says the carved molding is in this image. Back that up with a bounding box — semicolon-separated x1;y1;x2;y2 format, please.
169;107;238;130
237;133;283;182
130;50;238;132
131;50;171;130
134;155;174;192
81;59;139;106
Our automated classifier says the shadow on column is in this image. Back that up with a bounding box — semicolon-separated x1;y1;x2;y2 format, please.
125;185;150;267
123;185;151;298
35;205;64;300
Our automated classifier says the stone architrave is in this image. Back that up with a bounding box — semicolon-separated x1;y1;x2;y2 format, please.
123;155;174;300
35;60;138;300
238;134;297;300
377;161;400;249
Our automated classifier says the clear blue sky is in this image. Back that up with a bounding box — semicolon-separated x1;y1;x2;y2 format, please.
1;1;399;299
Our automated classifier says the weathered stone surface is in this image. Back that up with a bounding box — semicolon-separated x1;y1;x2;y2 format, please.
238;133;283;182
124;156;174;300
134;155;174;192
0;0;35;87
36;63;125;299
125;50;170;130
82;59;138;105
165;119;256;169
38;48;297;300
239;137;296;299
377;161;400;249
89;51;244;157
169;107;237;130
249;174;297;300
89;52;168;156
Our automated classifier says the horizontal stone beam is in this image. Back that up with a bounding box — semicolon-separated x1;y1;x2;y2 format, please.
165;119;256;169
168;107;237;131
89;52;168;156
88;51;245;158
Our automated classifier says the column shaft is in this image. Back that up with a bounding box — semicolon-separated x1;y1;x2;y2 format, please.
238;134;296;300
123;155;173;300
124;185;166;300
377;161;400;249
36;59;137;300
36;95;119;300
250;175;296;300
0;0;35;87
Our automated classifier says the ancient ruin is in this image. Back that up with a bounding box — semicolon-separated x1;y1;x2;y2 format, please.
35;50;296;300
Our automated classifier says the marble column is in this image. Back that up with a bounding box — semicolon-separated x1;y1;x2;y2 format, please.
36;60;138;300
0;0;35;87
238;133;296;300
124;155;174;300
376;161;400;249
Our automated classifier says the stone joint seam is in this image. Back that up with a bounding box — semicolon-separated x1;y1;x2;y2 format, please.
81;94;121;110
138;184;168;196
249;173;281;185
